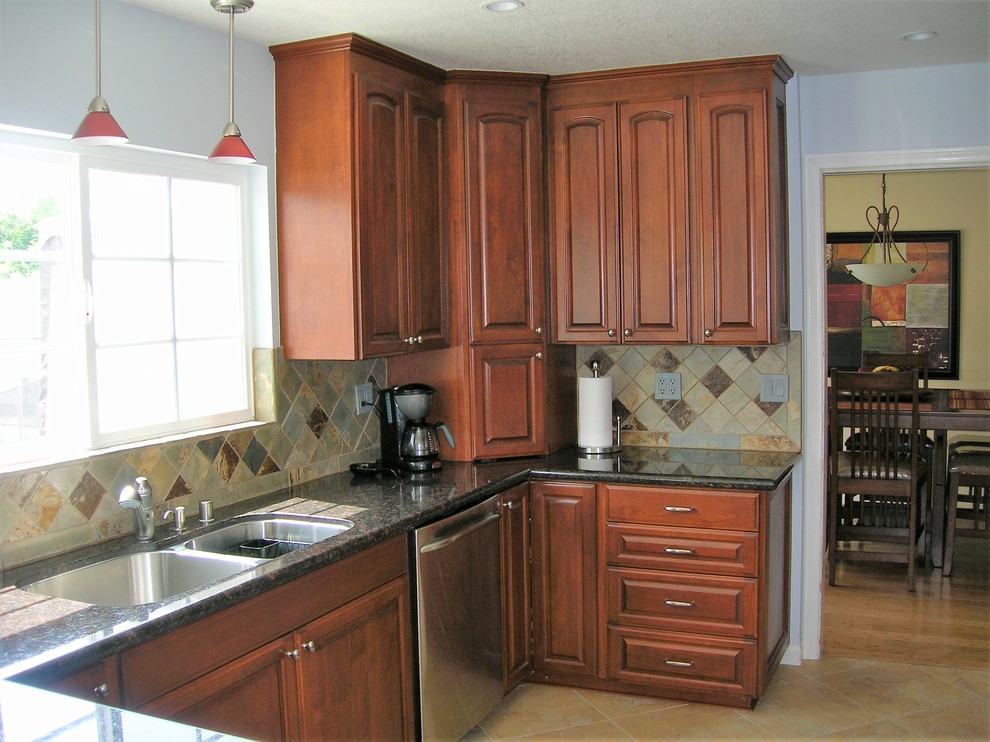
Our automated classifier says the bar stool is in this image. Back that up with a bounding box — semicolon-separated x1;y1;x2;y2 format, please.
943;450;990;575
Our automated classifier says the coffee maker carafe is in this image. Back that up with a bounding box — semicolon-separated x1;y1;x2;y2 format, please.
379;383;454;472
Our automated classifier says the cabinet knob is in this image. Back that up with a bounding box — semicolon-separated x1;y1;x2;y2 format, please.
607;329;616;337
623;328;632;337
302;640;316;652
704;328;713;337
535;326;542;335
415;335;423;344
535;351;543;360
93;683;109;698
285;648;300;660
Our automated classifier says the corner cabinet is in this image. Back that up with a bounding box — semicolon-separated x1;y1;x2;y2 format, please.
529;477;791;709
271;34;448;360
548;56;792;345
390;73;575;460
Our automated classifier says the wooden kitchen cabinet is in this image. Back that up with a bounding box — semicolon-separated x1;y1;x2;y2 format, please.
16;655;122;708
121;537;414;741
390;73;575;460
602;481;790;707
500;483;531;690
530;481;598;682
271;34;448;360
548;56;792;345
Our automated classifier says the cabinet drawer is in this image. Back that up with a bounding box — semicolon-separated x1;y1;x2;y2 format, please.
607;627;757;697
606;523;758;577
607;568;757;637
605;484;759;531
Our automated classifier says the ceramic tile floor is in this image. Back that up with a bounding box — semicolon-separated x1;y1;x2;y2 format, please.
466;655;990;740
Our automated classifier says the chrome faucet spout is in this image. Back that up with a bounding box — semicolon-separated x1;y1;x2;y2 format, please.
119;477;156;542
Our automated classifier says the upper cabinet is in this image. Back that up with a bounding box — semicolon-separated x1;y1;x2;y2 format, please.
271;35;448;360
548;57;792;345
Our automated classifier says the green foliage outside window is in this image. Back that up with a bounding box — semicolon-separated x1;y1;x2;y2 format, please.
0;195;58;278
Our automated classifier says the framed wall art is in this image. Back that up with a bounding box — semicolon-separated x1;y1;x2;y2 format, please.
825;230;961;379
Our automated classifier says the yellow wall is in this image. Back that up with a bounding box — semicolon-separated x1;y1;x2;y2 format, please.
825;169;990;389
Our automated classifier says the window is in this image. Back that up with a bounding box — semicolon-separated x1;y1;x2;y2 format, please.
0;128;256;467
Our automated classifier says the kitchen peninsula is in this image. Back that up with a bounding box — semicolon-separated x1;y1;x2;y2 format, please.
0;447;794;739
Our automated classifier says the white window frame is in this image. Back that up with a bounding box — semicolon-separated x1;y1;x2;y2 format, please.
0;125;272;469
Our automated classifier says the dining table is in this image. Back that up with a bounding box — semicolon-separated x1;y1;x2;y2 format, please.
833;388;990;568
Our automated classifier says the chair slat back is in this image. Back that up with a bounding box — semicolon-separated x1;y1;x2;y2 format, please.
830;368;921;482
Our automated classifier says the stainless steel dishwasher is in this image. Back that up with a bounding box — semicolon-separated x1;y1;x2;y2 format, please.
414;494;503;741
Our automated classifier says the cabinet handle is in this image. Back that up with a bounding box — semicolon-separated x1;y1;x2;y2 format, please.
535;326;543;335
284;648;300;660
664;659;695;668
664;547;695;555
704;328;713;337
607;329;616;337
503;500;520;510
664;599;695;608
405;335;424;345
535;351;543;360
302;640;316;652
416;336;423;344
664;505;696;513
623;328;632;337
93;683;109;698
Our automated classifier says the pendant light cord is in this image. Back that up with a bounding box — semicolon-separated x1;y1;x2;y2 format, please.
94;0;103;100
227;8;235;124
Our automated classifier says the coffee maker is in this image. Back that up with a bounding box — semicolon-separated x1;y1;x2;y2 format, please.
379;383;455;472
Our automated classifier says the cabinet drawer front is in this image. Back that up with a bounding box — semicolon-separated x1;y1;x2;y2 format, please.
608;627;757;697
606;523;758;577
607;568;757;637
605;484;759;531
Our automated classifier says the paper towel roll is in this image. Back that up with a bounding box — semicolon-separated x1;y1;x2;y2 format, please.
578;376;613;449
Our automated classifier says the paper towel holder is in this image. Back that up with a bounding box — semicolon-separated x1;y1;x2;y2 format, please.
577;414;623;456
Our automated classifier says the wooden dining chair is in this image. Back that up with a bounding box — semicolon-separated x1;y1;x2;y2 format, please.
828;368;928;591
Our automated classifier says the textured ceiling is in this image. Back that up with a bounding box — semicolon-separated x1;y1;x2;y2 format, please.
118;0;989;76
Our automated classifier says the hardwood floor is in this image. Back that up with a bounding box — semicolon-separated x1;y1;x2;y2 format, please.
823;536;990;669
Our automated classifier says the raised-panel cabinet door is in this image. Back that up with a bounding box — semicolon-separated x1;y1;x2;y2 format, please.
356;74;409;357
550;104;620;343
137;636;297;742
471;344;546;458
293;577;415;742
531;481;598;679
694;89;771;344
467;100;546;344
406;91;449;350
501;483;532;690
618;98;690;343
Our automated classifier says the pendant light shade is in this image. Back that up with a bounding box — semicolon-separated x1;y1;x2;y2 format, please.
209;0;255;164
845;173;926;287
73;0;128;145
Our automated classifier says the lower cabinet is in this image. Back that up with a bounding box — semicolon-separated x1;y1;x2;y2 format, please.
123;536;415;741
529;478;791;708
15;655;122;708
500;483;532;690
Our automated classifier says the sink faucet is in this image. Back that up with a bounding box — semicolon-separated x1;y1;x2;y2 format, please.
119;476;156;542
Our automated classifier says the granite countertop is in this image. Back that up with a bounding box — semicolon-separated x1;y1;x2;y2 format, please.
0;446;796;738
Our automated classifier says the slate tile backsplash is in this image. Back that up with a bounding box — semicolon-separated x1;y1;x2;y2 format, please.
0;349;385;571
576;332;801;452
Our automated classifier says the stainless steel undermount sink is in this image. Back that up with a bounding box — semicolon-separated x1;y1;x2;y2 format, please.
18;515;354;607
182;516;354;558
17;550;263;607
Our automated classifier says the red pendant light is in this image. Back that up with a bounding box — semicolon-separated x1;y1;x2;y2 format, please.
208;0;255;164
73;0;128;145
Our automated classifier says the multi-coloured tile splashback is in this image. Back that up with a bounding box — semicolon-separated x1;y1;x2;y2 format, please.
0;350;385;571
575;332;802;452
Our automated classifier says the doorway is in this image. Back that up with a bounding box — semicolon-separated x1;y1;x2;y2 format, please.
799;145;990;659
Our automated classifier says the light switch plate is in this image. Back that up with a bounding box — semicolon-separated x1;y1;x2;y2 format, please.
354;383;375;415
654;372;682;400
760;374;789;403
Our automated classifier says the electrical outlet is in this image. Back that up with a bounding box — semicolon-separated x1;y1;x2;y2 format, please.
654;372;682;400
354;383;375;415
760;374;789;403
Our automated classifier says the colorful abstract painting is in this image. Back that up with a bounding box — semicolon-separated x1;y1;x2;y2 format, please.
825;230;960;379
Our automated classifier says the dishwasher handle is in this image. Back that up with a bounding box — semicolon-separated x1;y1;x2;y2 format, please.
419;511;501;554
